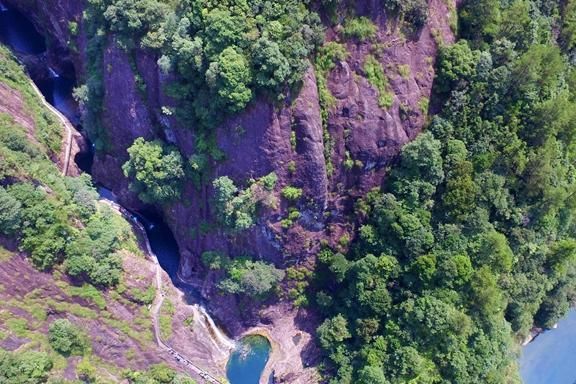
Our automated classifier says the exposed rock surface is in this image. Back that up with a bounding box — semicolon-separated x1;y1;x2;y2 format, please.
4;0;457;381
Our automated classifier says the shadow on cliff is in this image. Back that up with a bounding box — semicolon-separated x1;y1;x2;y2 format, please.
294;308;322;369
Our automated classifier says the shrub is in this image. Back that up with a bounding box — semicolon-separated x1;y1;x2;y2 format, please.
122;138;185;204
282;186;303;201
72;85;89;106
259;172;278;191
364;55;394;109
48;319;87;356
219;259;285;298
343;17;377;41
201;251;230;270
76;358;97;382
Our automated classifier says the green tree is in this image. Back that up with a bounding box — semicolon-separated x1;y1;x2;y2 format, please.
562;0;576;50
219;259;285;298
0;186;21;235
48;319;86;356
102;0;169;46
212;176;256;231
470;267;504;317
390;132;444;207
476;231;514;273
511;44;565;99
122;138;185;204
436;41;479;93
317;314;352;350
207;46;252;112
0;350;53;383
357;365;389;384
460;0;501;42
252;38;290;90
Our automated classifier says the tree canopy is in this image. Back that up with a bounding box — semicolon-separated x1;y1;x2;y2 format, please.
313;1;576;383
122;138;185;204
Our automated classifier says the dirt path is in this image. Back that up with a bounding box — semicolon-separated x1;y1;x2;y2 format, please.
31;79;225;384
27;79;74;176
103;200;224;384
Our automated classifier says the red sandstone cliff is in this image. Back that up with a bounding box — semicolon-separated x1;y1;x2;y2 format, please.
4;1;456;381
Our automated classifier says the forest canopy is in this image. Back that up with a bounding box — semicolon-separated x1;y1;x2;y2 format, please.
312;1;576;383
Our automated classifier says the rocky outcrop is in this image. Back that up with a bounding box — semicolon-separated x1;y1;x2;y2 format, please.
5;0;457;380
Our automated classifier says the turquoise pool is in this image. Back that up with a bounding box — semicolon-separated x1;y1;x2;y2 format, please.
227;335;271;384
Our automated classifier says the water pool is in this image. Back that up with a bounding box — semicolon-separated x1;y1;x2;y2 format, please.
227;335;271;384
520;309;576;384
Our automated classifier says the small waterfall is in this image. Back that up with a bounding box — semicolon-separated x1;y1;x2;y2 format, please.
191;305;222;351
48;66;60;78
197;305;236;351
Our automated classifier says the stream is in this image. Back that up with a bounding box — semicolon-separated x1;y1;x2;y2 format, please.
0;3;270;383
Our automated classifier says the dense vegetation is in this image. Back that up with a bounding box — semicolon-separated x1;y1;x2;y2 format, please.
0;350;53;383
313;1;576;383
0;46;139;288
0;346;193;384
7;0;576;382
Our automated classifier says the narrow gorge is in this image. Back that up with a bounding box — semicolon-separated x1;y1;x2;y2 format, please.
2;1;576;383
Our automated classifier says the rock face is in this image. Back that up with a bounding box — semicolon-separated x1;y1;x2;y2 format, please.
5;0;456;381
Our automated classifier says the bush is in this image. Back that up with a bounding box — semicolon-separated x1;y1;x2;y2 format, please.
402;0;428;28
259;172;278;191
48;319;87;356
122;138;185;204
76;357;97;382
342;17;378;41
281;186;303;201
364;55;394;109
201;251;230;270
219;259;285;298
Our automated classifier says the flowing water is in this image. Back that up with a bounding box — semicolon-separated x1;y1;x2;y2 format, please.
227;336;272;384
0;3;79;125
197;305;237;351
101;197;236;357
